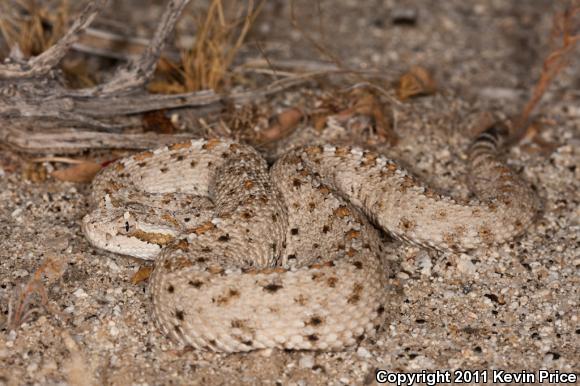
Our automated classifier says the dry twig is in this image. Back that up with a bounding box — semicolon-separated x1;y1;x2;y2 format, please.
289;0;344;70
510;4;580;144
69;0;192;97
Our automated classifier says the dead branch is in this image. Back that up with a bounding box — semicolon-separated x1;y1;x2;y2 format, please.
2;126;195;153
0;77;308;153
73;27;180;61
70;0;191;97
74;90;220;116
0;0;194;143
0;0;108;79
0;0;308;154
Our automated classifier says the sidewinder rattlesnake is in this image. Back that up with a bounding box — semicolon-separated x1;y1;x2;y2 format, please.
82;125;539;352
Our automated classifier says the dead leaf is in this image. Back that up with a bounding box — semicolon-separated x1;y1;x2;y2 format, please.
309;89;350;132
51;161;102;183
131;266;154;285
397;65;437;100
143;109;175;134
259;108;303;142
333;90;399;145
351;92;397;144
520;122;559;155
312;114;329;131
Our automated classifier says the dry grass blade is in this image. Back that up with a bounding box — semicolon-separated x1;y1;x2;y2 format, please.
289;0;344;70
150;0;265;93
0;0;71;59
511;4;580;144
0;0;107;79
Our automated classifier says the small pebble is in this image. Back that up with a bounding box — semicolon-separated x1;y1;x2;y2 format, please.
417;253;432;276
64;305;75;314
74;288;88;298
298;354;315;369
26;362;39;373
457;255;476;275
391;7;417;25
110;326;120;337
357;346;372;359
13;269;29;278
7;330;17;342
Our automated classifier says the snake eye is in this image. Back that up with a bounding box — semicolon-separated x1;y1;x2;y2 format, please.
125;221;130;232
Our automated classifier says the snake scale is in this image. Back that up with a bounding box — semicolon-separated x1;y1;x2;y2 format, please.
82;125;539;353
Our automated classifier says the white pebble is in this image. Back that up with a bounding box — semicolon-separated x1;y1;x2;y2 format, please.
110;325;120;337
417;253;432;276
356;346;372;358
26;362;38;373
73;288;88;298
7;330;17;342
107;260;120;273
64;305;75;314
13;269;29;278
298;354;315;369
457;255;476;275
397;272;410;280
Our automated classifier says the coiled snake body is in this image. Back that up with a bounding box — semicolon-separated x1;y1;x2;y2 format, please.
83;126;538;352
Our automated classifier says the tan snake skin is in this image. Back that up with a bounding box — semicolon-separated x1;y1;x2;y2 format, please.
82;125;539;352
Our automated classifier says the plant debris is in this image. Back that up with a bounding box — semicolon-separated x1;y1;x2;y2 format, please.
6;254;67;331
510;4;580;144
397;65;437;100
258;107;304;143
51;161;102;183
22;162;48;182
149;0;265;93
142;110;176;134
131;266;154;285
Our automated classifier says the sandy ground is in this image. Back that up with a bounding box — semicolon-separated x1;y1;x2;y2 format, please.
1;1;579;385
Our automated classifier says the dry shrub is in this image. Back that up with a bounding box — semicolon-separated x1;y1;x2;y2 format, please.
0;0;70;58
0;0;96;87
150;0;265;93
